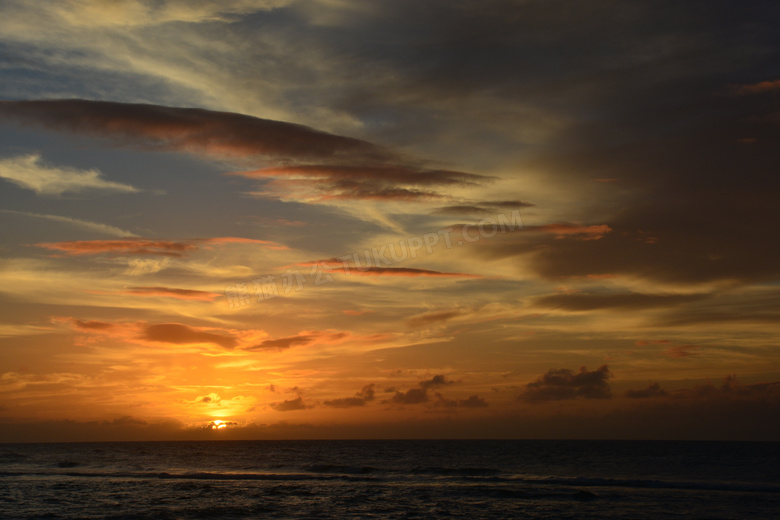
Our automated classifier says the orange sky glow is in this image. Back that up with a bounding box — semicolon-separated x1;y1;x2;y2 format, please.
1;0;779;442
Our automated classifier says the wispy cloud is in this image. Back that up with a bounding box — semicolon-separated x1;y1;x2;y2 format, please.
1;210;137;237
0;153;139;195
119;287;222;301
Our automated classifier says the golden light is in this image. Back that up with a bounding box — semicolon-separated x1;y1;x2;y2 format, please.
208;420;227;430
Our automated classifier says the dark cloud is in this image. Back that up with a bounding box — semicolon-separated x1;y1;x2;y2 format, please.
269;397;308;412
245;330;347;352
457;395;489;408
419;374;456;389
0;99;386;162
625;382;667;399
325;0;779;285
434;200;535;216
433;393;488;408
323;384;376;408
521;365;612;402
196;394;221;404
386;375;459;405
390;387;428;405
142;323;237;349
669;375;780;401
248;335;315;351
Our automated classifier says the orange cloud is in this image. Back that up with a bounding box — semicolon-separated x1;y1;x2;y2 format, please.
35;236;283;256
119;287;221;301
533;224;612;240
36;239;196;257
734;79;780;95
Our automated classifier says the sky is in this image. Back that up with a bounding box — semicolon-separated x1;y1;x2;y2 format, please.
1;0;779;442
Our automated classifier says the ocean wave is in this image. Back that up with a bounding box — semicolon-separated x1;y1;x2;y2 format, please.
514;475;780;493
1;466;778;494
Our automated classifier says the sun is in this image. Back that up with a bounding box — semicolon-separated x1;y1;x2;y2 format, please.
208;420;227;430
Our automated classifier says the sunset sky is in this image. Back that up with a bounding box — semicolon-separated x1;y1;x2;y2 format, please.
1;0;779;442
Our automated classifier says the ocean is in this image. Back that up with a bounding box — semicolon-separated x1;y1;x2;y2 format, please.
1;440;778;519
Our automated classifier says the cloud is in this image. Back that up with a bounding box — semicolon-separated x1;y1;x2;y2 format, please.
119;286;221;301
35;238;196;257
51;317;114;331
669;375;780;401
432;393;488;408
419;374;456;389
387;374;457;405
407;310;462;327
234;164;485;187
236;163;492;202
323;384;375;408
245;330;347;352
521;365;612;402
34;236;282;257
0;153;139;195
535;292;708;312
531;224;612;240
625;383;667;399
734;79;780;95
0;100;492;203
1;210;137;237
142;323;237;349
434;200;535;215
0;99;387;162
249;334;315;351
337;267;480;278
456;395;489;408
196;392;221;404
391;387;428;405
52;317;269;352
269;396;308;411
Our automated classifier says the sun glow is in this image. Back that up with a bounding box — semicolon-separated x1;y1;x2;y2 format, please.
208;420;227;430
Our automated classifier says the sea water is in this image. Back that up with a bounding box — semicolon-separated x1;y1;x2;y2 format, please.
1;440;778;519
